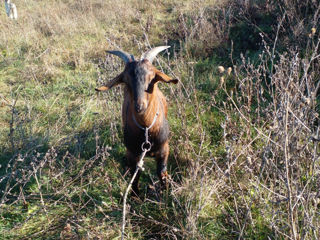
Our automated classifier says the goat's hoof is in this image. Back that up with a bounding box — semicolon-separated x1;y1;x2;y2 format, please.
159;172;171;191
160;171;168;182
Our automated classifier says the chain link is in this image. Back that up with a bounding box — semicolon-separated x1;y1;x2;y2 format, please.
132;105;160;153
141;128;152;152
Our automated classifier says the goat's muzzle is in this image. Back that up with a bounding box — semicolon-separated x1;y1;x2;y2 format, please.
134;102;144;113
134;98;148;114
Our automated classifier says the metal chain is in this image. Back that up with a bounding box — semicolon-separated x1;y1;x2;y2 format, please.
141;128;152;152
132;104;159;153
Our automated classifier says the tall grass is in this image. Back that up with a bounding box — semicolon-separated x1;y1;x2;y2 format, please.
1;0;320;239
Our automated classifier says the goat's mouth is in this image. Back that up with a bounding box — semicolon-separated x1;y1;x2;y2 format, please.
134;102;147;114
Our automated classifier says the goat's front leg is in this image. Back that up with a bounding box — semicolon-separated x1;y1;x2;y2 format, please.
126;150;141;196
155;141;169;188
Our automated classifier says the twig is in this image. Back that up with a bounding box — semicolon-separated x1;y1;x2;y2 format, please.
224;89;283;149
32;165;48;216
284;95;297;240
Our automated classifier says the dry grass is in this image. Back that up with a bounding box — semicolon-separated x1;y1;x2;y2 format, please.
1;0;320;239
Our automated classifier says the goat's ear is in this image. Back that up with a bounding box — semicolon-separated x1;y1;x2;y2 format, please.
146;70;178;93
154;70;179;84
95;73;123;92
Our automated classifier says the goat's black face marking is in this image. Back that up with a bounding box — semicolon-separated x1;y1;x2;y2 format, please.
125;61;153;114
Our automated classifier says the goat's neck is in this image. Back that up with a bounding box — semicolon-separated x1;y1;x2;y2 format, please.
132;91;160;129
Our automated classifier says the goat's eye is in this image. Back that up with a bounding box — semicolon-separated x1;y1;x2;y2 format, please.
146;83;154;93
145;85;150;92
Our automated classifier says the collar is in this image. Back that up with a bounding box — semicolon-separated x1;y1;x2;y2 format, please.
132;104;160;131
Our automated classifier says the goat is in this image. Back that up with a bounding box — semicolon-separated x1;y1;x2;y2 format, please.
4;0;17;20
96;46;178;194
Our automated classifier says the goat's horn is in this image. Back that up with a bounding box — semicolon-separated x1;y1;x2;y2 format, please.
141;46;170;63
107;50;134;64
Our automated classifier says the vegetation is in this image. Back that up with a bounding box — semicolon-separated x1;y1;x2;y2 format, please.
1;0;319;239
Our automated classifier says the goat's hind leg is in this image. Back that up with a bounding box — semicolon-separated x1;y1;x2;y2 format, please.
155;141;169;189
126;150;141;196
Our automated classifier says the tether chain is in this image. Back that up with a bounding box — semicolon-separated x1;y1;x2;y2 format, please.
132;106;159;152
121;106;159;240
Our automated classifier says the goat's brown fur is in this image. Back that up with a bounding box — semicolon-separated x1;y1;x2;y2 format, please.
96;51;177;195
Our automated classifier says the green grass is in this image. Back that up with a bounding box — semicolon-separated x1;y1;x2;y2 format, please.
1;0;319;239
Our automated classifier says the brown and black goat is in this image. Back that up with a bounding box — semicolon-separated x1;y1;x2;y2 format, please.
96;46;178;194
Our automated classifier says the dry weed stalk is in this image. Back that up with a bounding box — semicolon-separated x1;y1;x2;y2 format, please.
217;34;320;238
2;1;320;239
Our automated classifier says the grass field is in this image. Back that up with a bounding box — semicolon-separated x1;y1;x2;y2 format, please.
1;0;320;239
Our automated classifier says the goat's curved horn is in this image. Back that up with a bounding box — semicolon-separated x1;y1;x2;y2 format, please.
141;46;170;63
107;50;134;64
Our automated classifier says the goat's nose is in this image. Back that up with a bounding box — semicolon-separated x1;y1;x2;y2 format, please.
135;103;143;113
